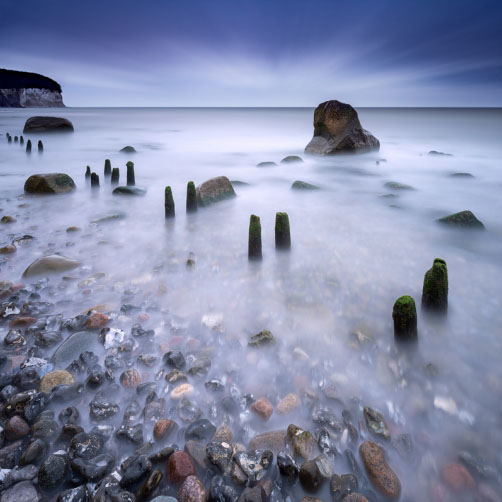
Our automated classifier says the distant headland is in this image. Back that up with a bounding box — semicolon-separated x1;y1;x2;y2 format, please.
0;68;65;107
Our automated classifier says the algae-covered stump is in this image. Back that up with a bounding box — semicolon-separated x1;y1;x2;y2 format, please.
392;295;417;340
85;166;91;179
275;212;291;250
26;139;32;153
422;258;448;314
38;140;43;152
20;136;24;145
165;186;175;219
248;214;262;260
14;136;18;143
104;159;112;177
111;168;120;185
126;161;135;186
91;172;100;188
186;181;198;213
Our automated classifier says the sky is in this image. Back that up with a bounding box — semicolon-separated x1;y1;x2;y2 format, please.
1;0;501;107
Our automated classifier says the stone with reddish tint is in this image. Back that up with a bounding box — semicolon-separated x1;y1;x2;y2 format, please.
9;317;36;329
359;440;401;501
137;312;150;322
153;419;176;441
6;415;30;440
85;313;109;329
251;397;273;420
277;393;300;414
178;475;207;502
343;495;369;502
441;463;475;493
167;451;196;484
120;368;141;388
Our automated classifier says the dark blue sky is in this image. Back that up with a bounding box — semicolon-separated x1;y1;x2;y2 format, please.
1;0;501;106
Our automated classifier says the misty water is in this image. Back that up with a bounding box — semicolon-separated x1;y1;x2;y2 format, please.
1;107;501;500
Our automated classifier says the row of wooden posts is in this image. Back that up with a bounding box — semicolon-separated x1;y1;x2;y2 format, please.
5;133;43;153
85;159;134;188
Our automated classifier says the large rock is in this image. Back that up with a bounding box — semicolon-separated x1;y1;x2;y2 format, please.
24;173;76;194
22;254;80;277
196;176;236;207
23;116;73;133
437;210;485;229
305;100;379;155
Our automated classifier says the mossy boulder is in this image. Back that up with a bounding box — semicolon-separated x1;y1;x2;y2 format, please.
421;258;448;313
392;296;417;341
120;146;136;153
24;173;76;194
248;330;275;347
196;176;236;206
437;210;485;229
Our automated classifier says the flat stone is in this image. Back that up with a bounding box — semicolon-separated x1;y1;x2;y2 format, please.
39;370;75;393
249;430;287;452
112;186;146;196
22;254;80;277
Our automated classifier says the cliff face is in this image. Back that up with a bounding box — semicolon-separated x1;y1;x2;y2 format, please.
0;69;65;107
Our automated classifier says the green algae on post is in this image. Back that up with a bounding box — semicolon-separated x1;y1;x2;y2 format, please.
85;166;91;179
422;258;448;313
165;186;175;218
26;139;32;153
104;159;112;177
186;181;197;213
248;214;262;260
38;140;43;152
275;212;291;250
20;136;24;145
392;295;417;340
126;161;135;186
111;167;119;185
90;172;100;188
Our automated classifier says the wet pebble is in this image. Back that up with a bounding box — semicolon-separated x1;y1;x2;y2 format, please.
178;475;207;502
251;397;273;420
167;450;196;484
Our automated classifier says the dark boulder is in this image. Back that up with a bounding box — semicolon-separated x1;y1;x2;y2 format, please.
437;210;485;229
24;173;76;194
23;116;73;133
305;100;379;155
196;176;236;206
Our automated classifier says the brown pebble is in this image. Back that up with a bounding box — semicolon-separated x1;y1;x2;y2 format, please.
0;245;16;254
178;475;207;502
153;419;176;441
137;312;150;322
359;440;401;501
5;415;30;440
167;451;196;484
120;368;141;388
9;317;36;329
441;462;475;493
85;313;109;329
251;397;273;420
277;393;300;414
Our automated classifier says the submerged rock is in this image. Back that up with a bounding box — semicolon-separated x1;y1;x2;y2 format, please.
24;173;76;194
23;116;74;133
39;370;75;393
248;330;275;347
256;161;277;167
428;150;452;156
437;210;485;229
120;146;136;153
363;406;390;440
305;100;379;155
384;181;414;191
112;186;146;196
281;155;303;163
299;454;332;492
287;424;316;460
196;176;236;206
359;441;401;501
291;180;319;190
22;254;80;277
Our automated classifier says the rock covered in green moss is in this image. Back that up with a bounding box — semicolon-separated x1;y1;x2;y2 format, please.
126;161;135;186
437;210;485;229
248;214;262;260
275;212;291;250
120;145;136;153
165;186;175;218
24;173;76;194
248;330;275;347
186;181;198;213
392;296;417;341
422;258;448;313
